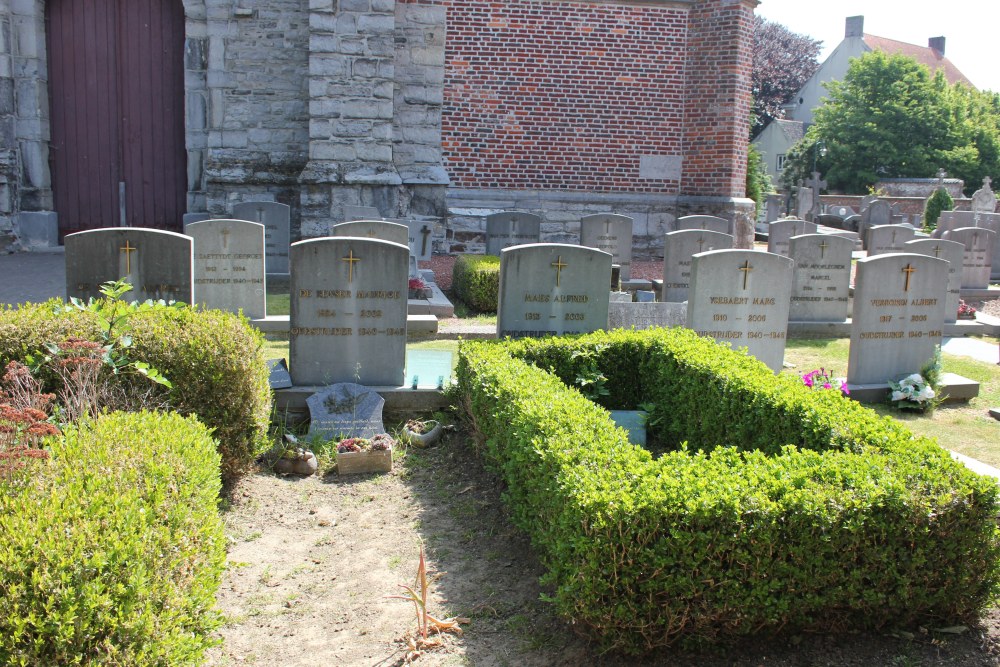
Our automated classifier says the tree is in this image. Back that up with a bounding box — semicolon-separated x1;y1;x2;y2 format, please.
751;16;822;137
745;142;773;217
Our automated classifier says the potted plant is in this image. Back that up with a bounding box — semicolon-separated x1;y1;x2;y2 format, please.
401;418;444;448
957;299;977;320
336;434;394;474
408;277;433;300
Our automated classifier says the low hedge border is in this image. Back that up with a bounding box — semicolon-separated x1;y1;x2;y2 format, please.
455;328;1000;654
0;411;226;665
452;254;500;313
0;300;272;480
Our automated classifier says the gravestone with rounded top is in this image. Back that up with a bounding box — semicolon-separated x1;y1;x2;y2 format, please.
946;227;995;289
186;219;266;319
859;200;894;246
904;238;963;323
767;218;817;256
580;214;634;280
289;237;408;387
486;212;542;256
332;220;410;247
65;227;193;304
970;176;997;213
687;249;794;373
497;243;611;338
788;234;852;322
847;254;947;386
675;215;730;235
662;229;733;303
866;224;915;256
231;201;290;274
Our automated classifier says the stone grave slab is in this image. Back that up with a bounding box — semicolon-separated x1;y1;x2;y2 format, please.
267;358;293;390
687;249;794;372
847;253;948;386
767;218;817;256
65;227;193;304
788;234;852;322
608;301;687;330
186;218;266;319
905;238;964;324
486;212;542;256
675;215;730;235
497;243;611;338
231;201;290;274
580;214;634;280
662;229;733;303
332;220;409;247
290;237;408;386
946;227;995;289
866;224;915;256
306;383;385;440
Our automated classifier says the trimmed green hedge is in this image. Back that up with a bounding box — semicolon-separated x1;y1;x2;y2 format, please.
0;411;226;665
0;300;271;480
456;328;1000;654
452;254;500;313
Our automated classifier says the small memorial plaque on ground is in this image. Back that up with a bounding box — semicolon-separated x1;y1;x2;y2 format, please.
905;239;964;323
687;249;794;372
767;218;817;256
232;201;290;274
485;212;542;255
788;234;852;322
306;383;385;440
267;358;293;390
187;218;266;319
662;230;733;303
580;214;634;280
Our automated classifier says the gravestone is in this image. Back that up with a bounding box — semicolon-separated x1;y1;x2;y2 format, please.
662;230;733;303
332;220;409;247
947;227;995;289
404;219;435;262
764;195;784;223
866;224;916;256
608;301;687;330
485;212;542;255
289;237;408;386
804;171;827;220
65;227;193;304
306;383;385;440
186;219;266;319
344;205;382;221
859;200;894;247
687;249;794;372
970;176;997;213
580;214;634;280
675;215;730;235
904;238;964;323
847;254;947;386
832;205;856;218
497;243;611;338
231;201;290;274
796;185;813;220
788;234;853;322
767;218;817;256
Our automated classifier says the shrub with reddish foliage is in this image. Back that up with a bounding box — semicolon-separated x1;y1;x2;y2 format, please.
0;362;58;480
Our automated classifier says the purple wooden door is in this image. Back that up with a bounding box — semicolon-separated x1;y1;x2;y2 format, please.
47;0;186;238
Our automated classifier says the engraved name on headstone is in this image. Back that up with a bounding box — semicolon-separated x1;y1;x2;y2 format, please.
186;219;266;319
788;234;852;322
904;238;963;324
231;201;291;274
485;212;542;256
661;229;733;303
580;214;634;280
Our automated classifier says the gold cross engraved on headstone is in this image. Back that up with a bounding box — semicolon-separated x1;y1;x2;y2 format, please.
220;226;231;248
819;240;829;259
902;263;917;292
255;205;266;222
604;220;613;235
367;230;377;237
341;249;361;283
551;255;568;287
973;231;980;247
739;260;753;290
697;237;705;252
932;245;942;258
891;230;897;244
120;240;137;273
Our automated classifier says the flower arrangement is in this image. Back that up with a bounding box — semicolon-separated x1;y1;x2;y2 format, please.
408;277;427;291
888;373;936;411
957;299;977;320
800;368;849;396
337;434;396;453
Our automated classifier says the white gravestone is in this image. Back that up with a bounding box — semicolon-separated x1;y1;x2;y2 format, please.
486;212;542;256
186;219;266;319
687;249;794;373
289;237;408;387
970;176;997;213
580;214;634;280
65;227;193;304
675;215;730;235
497;244;611;338
788;234;852;322
904;238;964;324
662;229;733;303
847;254;947;386
231;201;290;274
946;227;995;289
866;224;915;256
332;220;410;247
767;218;817;257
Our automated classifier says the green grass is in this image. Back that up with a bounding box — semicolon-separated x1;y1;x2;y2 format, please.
266;293;289;316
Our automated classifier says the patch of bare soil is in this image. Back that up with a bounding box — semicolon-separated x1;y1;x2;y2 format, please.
207;422;1000;667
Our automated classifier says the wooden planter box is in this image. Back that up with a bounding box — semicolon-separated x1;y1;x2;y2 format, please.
337;449;392;475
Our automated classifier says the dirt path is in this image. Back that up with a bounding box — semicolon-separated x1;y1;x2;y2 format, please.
207;422;1000;667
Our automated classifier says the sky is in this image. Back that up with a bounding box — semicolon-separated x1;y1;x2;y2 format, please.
755;0;999;93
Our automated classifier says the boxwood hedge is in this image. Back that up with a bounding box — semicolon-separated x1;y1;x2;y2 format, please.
0;300;271;480
452;254;500;313
455;328;1000;654
0;411;226;665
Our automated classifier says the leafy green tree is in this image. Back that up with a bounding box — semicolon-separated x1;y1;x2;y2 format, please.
923;187;953;231
745;142;773;216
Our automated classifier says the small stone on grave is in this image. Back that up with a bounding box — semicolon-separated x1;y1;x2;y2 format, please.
307;383;385;440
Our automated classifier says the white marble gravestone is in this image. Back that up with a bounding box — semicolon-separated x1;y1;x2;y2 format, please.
289;237;408;386
675;215;730;235
580;214;634;280
332;220;409;247
788;234;852;322
231;201;290;274
767;218;818;257
486;212;542;256
65;227;193;304
687;249;794;373
661;229;733;303
186;219;266;319
904;238;964;323
497;244;611;338
847;254;947;386
866;224;916;256
946;227;995;289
